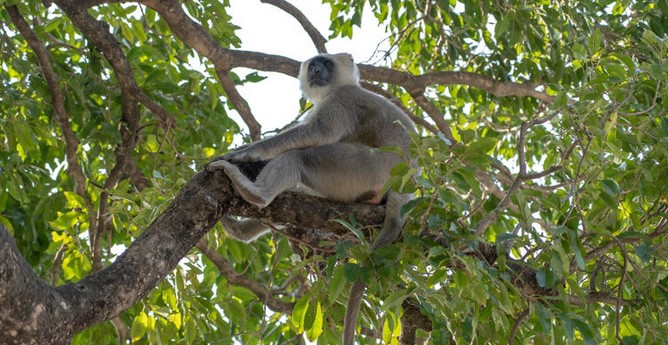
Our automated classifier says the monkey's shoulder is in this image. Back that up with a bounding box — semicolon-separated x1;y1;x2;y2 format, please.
321;85;396;113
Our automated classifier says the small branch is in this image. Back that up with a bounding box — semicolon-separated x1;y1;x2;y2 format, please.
5;4;90;205
571;219;667;273
5;5;100;269
135;92;176;130
55;0;143;270
474;176;521;236
408;89;457;144
508;307;530;345
49;244;68;286
614;238;629;343
54;0;178;270
475;111;560;236
197;239;294;314
362;82;439;134
260;0;327;54
216;68;262;141
566;292;633;306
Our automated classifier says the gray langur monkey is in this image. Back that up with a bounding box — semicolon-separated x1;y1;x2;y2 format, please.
206;53;414;344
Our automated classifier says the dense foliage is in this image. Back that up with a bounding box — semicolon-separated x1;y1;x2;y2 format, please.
1;0;667;344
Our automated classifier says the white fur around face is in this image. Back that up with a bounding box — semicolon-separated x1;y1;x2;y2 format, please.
298;53;359;104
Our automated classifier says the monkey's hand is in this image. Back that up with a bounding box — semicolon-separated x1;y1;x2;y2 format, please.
206;146;267;172
221;147;265;162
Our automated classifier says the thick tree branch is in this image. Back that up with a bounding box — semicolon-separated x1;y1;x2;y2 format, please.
261;0;327;54
0;169;385;344
399;299;433;345
362;66;555;103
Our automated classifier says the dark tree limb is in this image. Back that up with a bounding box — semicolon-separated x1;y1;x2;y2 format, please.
0;170;385;344
407;89;457;143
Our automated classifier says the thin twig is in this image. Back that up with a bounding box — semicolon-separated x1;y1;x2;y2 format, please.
508;307;530;345
260;0;327;54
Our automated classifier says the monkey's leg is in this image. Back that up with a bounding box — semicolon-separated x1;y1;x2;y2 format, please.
295;143;392;202
213;154;302;208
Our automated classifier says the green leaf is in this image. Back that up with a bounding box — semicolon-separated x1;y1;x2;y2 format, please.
382;290;407;310
328;265;346;304
305;301;323;341
600;179;620;209
536;268;557;288
571;317;597;345
291;295;310;332
333;219;366;244
0;215;14;235
131;311;149;341
589;29;602;53
343;263;364;283
635;243;654;262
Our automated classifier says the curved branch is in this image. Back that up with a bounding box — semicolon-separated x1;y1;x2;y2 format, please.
82;0;553;105
216;69;262;140
5;4;99;267
361;66;555;103
260;0;328;54
0;169;385;343
361;82;439;134
54;0;142;270
508;307;530;345
408;89;457;143
196;239;294;313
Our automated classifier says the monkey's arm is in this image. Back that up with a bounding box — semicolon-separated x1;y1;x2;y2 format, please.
218;104;355;163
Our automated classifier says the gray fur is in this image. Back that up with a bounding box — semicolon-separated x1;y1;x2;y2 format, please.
207;53;414;343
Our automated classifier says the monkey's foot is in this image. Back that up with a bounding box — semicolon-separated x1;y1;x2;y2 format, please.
213;160;270;208
205;159;227;172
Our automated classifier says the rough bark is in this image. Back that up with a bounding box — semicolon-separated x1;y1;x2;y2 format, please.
0;170;385;344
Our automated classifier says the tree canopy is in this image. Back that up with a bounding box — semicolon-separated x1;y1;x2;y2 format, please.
1;0;667;344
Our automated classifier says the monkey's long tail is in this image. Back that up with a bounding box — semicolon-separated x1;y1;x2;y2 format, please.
342;192;407;345
343;280;367;345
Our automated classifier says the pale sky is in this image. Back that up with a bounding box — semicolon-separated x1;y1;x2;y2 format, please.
226;0;389;133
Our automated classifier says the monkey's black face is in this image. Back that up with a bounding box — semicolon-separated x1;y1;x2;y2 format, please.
307;57;334;87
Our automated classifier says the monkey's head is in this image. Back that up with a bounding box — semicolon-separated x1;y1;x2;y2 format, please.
298;53;360;104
